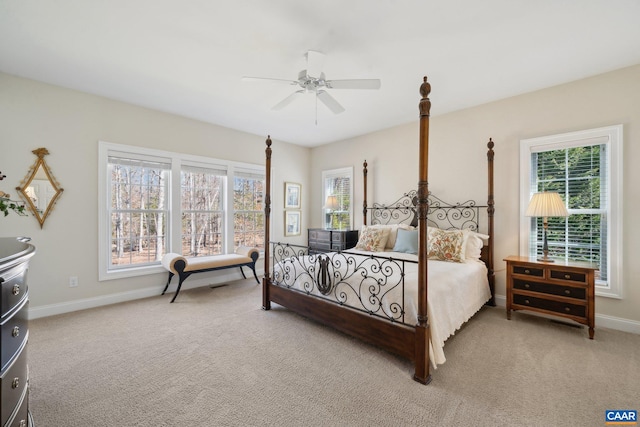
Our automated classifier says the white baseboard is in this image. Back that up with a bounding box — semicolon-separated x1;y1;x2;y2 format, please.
492;294;640;335
595;313;640;335
29;268;263;320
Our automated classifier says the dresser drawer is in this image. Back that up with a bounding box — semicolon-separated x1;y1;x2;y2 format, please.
1;343;28;424
550;269;587;284
309;230;330;242
513;294;586;318
331;233;346;243
1;265;29;318
1;299;29;372
513;279;586;300
5;381;28;427
310;242;331;252
512;265;544;277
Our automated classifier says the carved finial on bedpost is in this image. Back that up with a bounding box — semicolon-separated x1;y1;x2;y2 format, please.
419;76;431;117
363;160;368;225
263;135;272;310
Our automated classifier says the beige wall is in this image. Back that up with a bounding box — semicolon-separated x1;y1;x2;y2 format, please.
0;73;309;315
311;64;640;327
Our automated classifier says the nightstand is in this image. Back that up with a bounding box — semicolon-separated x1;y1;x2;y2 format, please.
308;229;359;254
504;255;597;339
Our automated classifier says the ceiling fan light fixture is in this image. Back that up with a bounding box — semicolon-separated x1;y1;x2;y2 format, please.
245;50;380;116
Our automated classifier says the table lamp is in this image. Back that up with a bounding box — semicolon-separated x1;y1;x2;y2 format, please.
525;191;569;262
324;195;339;229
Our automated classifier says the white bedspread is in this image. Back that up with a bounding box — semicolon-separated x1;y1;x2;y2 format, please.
273;249;491;367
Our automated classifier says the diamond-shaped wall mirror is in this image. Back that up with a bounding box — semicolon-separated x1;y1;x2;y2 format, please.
17;148;64;228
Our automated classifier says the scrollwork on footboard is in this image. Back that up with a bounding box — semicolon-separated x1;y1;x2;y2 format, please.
270;242;415;324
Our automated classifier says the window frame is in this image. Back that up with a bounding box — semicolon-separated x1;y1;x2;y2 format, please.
321;167;353;230
232;169;266;249
519;125;623;298
99;141;264;281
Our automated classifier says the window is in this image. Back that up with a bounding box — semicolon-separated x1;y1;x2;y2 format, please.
233;170;265;248
99;141;264;280
322;167;353;229
108;154;170;268
519;125;623;298
180;165;225;257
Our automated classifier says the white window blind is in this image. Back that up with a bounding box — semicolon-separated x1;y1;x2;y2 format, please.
529;144;608;281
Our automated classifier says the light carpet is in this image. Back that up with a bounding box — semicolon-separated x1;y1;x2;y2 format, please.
28;279;640;426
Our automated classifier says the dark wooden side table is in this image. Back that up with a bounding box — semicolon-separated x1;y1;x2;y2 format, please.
504;255;597;339
308;229;359;254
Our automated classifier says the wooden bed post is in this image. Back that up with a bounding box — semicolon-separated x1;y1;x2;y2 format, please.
262;136;272;310
363;160;368;226
414;76;432;385
487;138;496;306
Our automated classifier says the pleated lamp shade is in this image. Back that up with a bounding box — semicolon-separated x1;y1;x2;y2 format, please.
525;192;569;218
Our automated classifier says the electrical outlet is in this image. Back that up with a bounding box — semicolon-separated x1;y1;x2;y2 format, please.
69;276;78;287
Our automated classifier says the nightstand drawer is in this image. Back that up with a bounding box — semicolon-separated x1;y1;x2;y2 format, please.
513;279;586;300
512;265;544;277
513;294;586;318
550;269;586;284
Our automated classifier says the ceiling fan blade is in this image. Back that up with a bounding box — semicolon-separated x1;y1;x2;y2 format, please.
242;76;298;85
317;90;345;114
272;90;304;110
305;50;325;78
326;79;381;90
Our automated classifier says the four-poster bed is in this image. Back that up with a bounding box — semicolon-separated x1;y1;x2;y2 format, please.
261;77;495;384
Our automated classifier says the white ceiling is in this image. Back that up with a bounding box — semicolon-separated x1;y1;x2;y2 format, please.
2;1;640;147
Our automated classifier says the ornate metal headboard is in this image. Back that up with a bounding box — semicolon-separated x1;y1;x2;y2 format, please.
367;189;486;232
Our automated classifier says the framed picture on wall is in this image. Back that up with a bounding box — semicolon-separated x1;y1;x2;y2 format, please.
284;182;301;209
285;211;301;236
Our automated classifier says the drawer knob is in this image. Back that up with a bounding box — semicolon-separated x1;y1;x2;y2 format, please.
564;274;571;279
12;377;20;389
524;299;530;304
565;307;571;312
525;269;530;274
524;283;530;288
565;290;571;295
12;284;21;295
12;326;20;337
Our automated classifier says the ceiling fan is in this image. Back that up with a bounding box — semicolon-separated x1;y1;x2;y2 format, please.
242;51;381;121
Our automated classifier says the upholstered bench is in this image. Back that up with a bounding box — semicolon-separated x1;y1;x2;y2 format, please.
161;246;260;303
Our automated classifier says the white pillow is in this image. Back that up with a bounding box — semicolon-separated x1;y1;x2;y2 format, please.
465;231;490;261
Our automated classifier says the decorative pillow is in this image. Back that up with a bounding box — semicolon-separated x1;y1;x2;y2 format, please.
465;231;489;261
427;228;466;263
355;227;390;252
364;223;413;249
392;228;419;254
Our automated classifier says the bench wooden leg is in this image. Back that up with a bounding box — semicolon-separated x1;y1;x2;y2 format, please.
162;272;174;295
170;272;191;303
250;266;259;284
239;266;247;280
